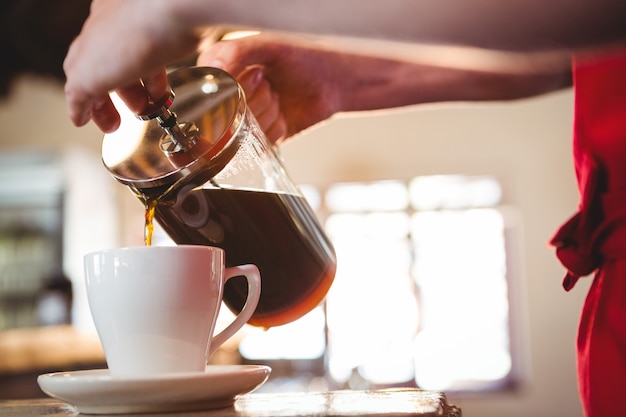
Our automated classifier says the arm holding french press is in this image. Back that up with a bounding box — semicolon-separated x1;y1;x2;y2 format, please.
63;0;623;136
197;32;574;144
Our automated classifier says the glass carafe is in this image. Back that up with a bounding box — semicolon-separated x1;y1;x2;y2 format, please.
101;67;336;328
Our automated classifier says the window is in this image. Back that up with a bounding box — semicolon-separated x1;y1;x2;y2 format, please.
408;176;513;391
324;181;416;387
234;175;521;393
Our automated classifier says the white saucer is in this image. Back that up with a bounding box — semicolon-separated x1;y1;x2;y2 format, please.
37;364;271;414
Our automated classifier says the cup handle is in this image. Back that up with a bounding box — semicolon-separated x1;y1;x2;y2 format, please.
208;264;261;358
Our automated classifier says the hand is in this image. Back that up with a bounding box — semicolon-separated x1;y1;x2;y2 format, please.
197;32;345;144
63;0;200;133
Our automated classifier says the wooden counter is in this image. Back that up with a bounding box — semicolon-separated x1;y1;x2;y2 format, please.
0;325;248;399
0;389;462;416
0;325;105;399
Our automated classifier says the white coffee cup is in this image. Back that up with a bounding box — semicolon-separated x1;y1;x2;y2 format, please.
84;245;260;377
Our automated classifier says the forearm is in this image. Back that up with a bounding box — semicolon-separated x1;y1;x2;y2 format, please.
164;0;626;51
326;45;573;112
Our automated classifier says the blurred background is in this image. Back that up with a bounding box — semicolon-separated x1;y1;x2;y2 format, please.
0;2;585;416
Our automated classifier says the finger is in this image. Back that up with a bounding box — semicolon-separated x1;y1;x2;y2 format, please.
90;95;122;133
245;75;274;116
236;65;264;97
112;69;168;116
64;57;97;126
116;81;152;114
264;116;288;145
252;90;281;133
141;69;169;104
197;42;251;76
63;52;90;126
65;88;94;127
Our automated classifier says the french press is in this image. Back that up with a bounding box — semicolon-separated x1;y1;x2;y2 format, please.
101;67;336;328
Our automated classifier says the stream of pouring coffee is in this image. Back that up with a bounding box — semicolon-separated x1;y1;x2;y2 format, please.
144;200;157;246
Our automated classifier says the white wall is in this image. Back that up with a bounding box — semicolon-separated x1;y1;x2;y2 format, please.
0;75;587;416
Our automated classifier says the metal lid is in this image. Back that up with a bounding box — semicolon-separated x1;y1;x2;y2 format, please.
102;67;245;191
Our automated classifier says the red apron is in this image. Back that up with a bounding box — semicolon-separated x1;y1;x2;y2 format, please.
551;49;626;417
